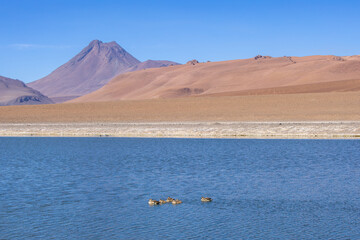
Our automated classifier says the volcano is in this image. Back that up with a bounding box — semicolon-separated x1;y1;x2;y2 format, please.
28;40;178;102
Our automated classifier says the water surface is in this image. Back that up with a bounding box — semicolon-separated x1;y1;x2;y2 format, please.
1;138;360;239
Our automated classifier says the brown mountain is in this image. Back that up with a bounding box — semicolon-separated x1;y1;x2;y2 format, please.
0;76;53;106
28;40;178;102
71;55;360;103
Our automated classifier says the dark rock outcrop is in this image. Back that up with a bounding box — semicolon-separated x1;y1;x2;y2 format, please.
254;55;272;60
186;59;199;65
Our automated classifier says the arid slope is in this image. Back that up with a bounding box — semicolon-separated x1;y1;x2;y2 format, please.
1;92;359;123
72;55;360;102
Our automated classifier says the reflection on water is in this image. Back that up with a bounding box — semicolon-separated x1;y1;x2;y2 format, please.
1;138;360;239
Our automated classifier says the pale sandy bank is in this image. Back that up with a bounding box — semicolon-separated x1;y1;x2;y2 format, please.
0;122;359;139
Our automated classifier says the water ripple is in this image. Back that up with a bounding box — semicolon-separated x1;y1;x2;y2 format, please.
1;138;360;239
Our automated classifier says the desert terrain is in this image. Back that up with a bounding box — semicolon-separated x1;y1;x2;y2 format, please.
1;91;359;123
71;55;360;102
2;53;360;138
0;91;359;138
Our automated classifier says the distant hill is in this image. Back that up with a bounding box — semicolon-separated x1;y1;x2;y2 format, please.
0;76;53;106
28;40;178;102
71;55;360;102
127;60;178;72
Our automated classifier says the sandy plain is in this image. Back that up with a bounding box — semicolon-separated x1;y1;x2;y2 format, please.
0;92;359;138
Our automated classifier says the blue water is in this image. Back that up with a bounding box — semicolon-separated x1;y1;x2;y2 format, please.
1;138;360;239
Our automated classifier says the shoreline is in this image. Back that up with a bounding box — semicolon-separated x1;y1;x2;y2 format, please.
1;121;359;139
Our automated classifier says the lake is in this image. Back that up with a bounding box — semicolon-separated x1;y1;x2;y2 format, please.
1;137;360;239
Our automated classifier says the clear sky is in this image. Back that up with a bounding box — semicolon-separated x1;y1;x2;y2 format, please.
1;0;359;83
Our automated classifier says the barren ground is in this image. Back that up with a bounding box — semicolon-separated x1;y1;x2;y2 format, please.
0;92;359;138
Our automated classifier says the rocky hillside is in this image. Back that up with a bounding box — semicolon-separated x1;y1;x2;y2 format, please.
0;76;53;106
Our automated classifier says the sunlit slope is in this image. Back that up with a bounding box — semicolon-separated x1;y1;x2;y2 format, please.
72;55;360;102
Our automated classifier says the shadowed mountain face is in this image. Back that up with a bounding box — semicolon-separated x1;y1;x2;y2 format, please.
28;40;178;102
0;76;53;106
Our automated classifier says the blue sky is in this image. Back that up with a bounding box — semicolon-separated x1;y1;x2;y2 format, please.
1;0;359;83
